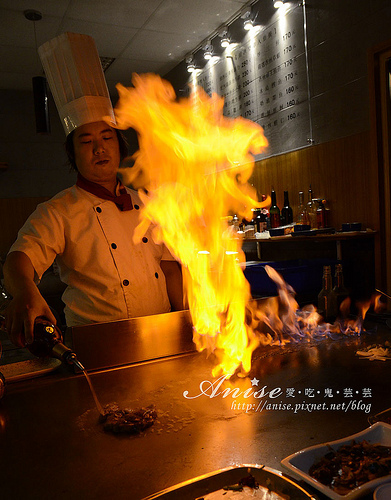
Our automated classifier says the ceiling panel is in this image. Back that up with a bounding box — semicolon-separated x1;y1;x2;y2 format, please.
145;0;248;34
65;0;164;29
60;19;137;56
0;0;253;93
120;29;201;61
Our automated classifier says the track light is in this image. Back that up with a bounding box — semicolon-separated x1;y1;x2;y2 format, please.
186;56;196;73
241;6;253;30
273;0;284;8
203;40;214;60
218;26;231;48
244;18;253;30
221;37;230;48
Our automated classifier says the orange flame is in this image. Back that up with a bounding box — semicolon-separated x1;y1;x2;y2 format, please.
113;74;268;377
112;73;379;378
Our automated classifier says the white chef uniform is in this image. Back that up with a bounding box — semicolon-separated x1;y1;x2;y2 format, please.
9;185;173;326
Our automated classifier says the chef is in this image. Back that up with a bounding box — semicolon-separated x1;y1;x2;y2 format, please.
3;33;183;348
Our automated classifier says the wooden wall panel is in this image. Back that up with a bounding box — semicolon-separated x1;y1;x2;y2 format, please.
251;131;379;232
0;197;49;258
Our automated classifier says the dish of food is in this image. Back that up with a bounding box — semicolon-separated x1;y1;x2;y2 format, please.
308;440;391;494
142;465;314;500
196;485;284;499
193;472;283;499
281;422;391;499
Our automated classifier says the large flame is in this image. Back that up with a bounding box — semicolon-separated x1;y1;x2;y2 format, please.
113;73;269;377
113;73;381;378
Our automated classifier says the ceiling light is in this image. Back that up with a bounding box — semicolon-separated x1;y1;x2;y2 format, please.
243;18;253;30
203;40;214;60
221;36;230;48
241;6;254;30
274;0;284;8
186;56;196;73
218;26;231;48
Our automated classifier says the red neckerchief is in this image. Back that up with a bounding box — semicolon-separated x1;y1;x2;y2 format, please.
76;174;133;211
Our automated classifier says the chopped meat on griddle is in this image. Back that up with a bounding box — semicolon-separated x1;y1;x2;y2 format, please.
99;403;157;434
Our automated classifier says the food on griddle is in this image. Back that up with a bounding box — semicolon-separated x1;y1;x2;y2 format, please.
99;403;157;434
356;343;391;361
309;440;391;495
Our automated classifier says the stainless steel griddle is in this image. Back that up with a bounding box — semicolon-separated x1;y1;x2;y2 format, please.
0;310;390;499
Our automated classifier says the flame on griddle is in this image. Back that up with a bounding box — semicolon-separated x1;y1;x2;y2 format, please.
113;74;270;377
112;73;381;378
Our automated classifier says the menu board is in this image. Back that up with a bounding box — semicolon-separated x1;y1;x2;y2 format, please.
193;4;310;159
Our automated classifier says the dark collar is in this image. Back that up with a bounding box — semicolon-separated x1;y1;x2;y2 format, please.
76;174;133;211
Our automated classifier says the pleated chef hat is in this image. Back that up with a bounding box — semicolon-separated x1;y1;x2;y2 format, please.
38;32;116;135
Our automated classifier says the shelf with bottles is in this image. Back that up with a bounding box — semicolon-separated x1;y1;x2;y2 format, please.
244;227;375;242
241;185;373;241
241;186;337;239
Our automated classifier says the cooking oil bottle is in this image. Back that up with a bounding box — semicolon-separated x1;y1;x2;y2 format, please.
0;284;84;370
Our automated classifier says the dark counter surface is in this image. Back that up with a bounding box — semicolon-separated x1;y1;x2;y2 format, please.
1;313;390;499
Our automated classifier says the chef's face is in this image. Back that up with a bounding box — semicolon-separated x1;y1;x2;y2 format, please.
73;121;121;184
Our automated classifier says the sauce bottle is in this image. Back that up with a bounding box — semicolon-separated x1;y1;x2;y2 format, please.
269;188;281;228
296;191;309;225
281;190;293;225
307;186;317;229
316;199;326;228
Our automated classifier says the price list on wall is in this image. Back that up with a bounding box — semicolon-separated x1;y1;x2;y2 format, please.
194;4;310;159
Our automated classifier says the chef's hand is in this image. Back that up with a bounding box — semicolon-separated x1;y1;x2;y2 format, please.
3;251;57;348
4;286;57;348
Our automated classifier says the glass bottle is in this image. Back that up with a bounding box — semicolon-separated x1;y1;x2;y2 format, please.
322;199;331;227
281;190;293;226
333;263;349;311
317;265;338;323
232;214;240;232
307;186;317;229
316;199;326;228
269;188;280;228
296;191;309;225
0;285;84;370
261;194;270;230
254;208;267;233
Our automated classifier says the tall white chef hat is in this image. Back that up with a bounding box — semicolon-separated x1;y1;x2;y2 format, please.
38;32;116;135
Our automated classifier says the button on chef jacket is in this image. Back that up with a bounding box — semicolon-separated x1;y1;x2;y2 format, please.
8;185;173;326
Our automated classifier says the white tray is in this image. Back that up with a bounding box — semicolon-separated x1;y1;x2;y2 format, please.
281;422;391;499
